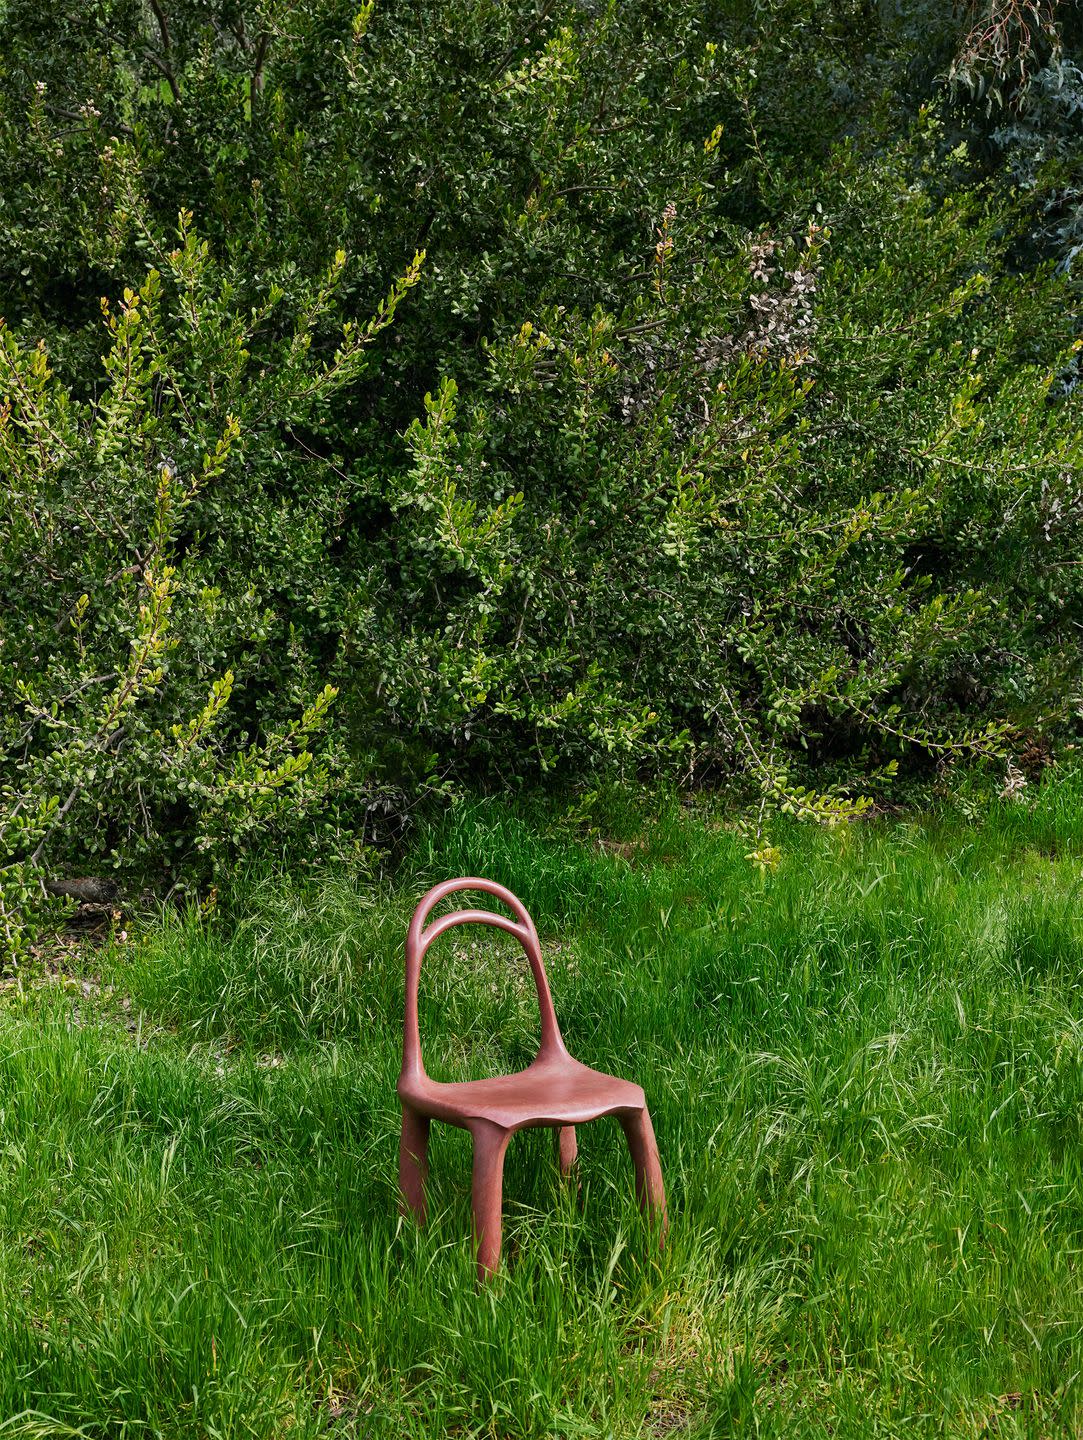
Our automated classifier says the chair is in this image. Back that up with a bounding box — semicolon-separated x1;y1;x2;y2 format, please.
397;876;667;1280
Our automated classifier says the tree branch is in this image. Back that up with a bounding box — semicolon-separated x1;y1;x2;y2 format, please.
250;31;271;114
146;0;182;105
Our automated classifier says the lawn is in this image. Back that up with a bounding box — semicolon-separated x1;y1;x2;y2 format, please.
2;781;1083;1437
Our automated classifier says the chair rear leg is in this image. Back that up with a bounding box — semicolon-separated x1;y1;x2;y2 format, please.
620;1107;668;1242
471;1121;510;1281
399;1106;431;1223
558;1125;578;1179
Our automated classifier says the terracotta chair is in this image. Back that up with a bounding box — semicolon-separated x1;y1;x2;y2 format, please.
397;876;667;1280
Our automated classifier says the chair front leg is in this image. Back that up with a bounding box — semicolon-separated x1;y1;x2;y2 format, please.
471;1120;511;1281
399;1106;431;1223
619;1107;668;1242
558;1125;578;1179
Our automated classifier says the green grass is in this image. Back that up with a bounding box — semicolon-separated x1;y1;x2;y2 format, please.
3;777;1083;1437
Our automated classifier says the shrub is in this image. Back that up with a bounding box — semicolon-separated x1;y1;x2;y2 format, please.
0;215;423;953
1;1;1081;954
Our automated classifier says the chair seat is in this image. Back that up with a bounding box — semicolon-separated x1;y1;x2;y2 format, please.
401;1055;645;1131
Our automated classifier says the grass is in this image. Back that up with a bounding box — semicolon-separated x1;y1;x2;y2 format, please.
3;774;1083;1437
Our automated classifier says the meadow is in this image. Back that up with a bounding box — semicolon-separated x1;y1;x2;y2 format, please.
2;779;1083;1437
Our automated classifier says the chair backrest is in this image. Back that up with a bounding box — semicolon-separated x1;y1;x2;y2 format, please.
401;877;568;1082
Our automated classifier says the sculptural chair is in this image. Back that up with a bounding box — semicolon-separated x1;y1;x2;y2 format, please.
398;876;667;1281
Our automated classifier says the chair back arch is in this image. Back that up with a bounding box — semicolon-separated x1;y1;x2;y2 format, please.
401;877;567;1082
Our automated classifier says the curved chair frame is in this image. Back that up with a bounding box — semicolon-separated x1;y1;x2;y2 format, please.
397;876;666;1279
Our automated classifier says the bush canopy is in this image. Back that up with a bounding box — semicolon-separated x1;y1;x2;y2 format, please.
1;0;1081;949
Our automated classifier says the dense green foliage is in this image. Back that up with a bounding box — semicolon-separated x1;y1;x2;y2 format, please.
3;789;1083;1432
1;1;1082;947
